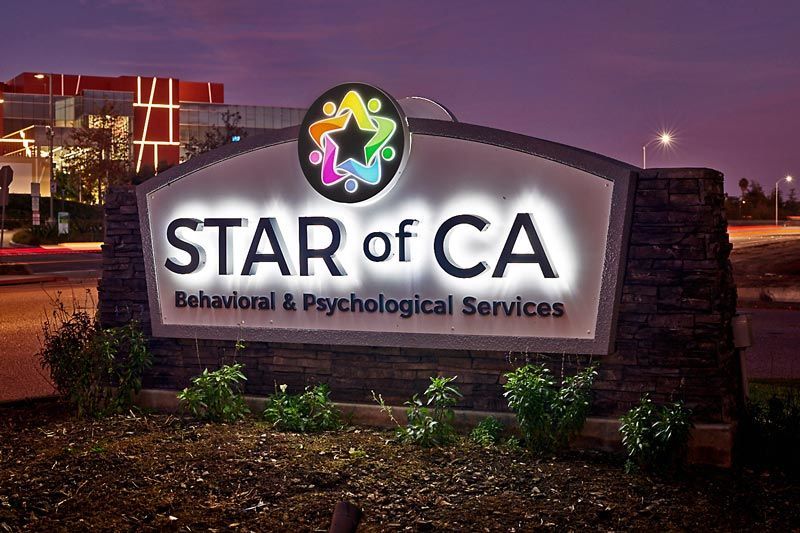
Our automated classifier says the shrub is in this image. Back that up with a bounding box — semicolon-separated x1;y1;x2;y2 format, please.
503;363;597;451
470;416;504;447
375;376;463;446
19;224;58;245
619;395;692;473
263;383;341;432
39;298;151;418
740;386;800;475
177;363;250;422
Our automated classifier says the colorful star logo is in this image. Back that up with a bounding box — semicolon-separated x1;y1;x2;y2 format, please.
298;83;409;204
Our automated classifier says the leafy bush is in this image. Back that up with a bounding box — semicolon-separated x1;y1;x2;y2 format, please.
503;363;597;451
39;298;151;418
13;219;103;245
177;363;250;422
375;376;463;446
470;416;504;447
18;223;59;245
263;383;341;432
740;386;800;475
619;395;692;473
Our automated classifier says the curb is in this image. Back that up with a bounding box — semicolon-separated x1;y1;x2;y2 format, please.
738;287;800;303
0;275;68;286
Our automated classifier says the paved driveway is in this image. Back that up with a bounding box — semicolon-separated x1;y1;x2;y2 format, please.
0;280;97;402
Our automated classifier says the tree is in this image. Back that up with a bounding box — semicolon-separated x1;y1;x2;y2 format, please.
740;180;779;220
131;162;173;185
63;103;132;204
54;168;80;202
787;188;799;216
738;178;749;197
183;110;247;160
736;178;750;218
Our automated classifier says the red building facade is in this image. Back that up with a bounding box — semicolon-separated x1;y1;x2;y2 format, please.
0;72;224;171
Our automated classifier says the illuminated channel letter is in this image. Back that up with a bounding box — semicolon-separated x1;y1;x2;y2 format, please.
204;218;245;275
241;218;294;276
395;219;418;262
492;213;557;278
299;217;347;276
434;215;489;278
363;232;393;262
165;218;205;274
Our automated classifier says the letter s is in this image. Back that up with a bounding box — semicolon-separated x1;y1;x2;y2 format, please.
165;218;205;274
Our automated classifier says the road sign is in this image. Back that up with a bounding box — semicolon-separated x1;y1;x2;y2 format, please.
31;182;40;226
0;166;12;208
0;166;12;188
0;166;11;248
58;211;69;235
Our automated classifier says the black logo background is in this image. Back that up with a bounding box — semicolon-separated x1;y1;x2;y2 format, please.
297;83;409;204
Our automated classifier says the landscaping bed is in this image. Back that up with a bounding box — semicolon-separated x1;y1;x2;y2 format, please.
1;400;798;531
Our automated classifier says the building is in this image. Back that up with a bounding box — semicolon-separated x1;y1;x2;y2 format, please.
0;72;305;196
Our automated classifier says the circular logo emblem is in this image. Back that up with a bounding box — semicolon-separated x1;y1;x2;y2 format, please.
298;83;410;204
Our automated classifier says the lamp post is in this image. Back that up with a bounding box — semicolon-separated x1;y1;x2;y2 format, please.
642;132;673;169
35;73;54;223
775;175;793;227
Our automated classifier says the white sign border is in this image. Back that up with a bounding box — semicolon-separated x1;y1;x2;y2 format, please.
137;119;638;355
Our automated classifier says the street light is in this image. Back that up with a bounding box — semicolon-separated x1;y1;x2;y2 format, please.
35;73;55;223
642;131;673;169
775;175;793;226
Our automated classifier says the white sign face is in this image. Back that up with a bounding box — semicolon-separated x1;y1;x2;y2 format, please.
139;86;634;353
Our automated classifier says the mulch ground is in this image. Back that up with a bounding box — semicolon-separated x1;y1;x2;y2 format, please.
1;401;798;532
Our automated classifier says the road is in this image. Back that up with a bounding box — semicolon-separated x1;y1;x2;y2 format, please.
0;279;97;402
0;250;101;278
742;306;800;382
728;224;800;249
0;280;797;403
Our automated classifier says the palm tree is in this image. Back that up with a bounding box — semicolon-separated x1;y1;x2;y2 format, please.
738;178;749;218
738;178;749;197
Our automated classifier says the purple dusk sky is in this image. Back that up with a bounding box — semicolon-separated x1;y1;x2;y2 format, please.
4;1;798;195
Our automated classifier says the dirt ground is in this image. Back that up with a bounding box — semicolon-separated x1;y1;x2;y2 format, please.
1;401;798;532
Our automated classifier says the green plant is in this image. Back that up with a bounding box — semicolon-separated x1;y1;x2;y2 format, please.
39;297;152;418
348;447;367;459
470;416;504;447
619;395;692;473
375;376;463;446
89;442;107;454
502;363;597;451
177;363;250;422
263;383;341;432
13;219;104;245
740;385;800;475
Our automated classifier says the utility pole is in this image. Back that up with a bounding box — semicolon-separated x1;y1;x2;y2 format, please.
36;73;55;223
48;73;54;224
775;175;794;227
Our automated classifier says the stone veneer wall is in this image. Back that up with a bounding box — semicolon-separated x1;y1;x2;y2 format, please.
99;167;740;424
